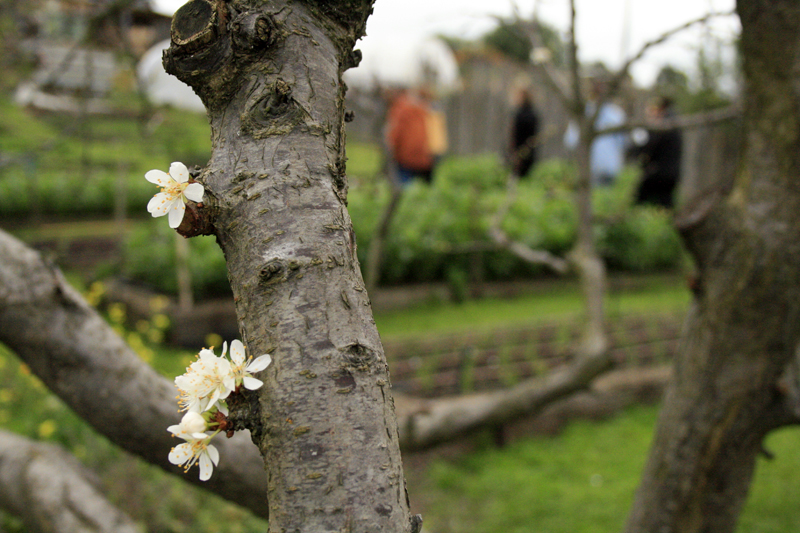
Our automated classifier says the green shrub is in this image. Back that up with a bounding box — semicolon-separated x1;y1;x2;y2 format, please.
0;95;210;219
113;153;683;296
347;155;682;286
598;207;684;271
120;221;230;299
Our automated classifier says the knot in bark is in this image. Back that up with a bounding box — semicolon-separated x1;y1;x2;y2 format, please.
241;79;306;138
259;259;286;285
230;11;280;52
163;0;232;101
170;0;218;53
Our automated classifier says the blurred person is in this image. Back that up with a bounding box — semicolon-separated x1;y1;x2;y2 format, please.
509;88;541;178
564;81;628;186
633;97;683;208
423;86;448;173
385;87;442;185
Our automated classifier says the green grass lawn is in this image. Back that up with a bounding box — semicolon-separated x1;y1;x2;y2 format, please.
414;404;800;533
374;274;691;340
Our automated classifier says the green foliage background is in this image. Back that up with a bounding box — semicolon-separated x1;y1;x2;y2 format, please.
115;154;684;297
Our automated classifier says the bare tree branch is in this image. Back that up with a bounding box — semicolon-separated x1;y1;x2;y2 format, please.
364;171;404;293
487;171;569;274
505;13;572;109
0;230;269;519
602;10;736;105
0;221;600;488
488;226;570;274
0;429;141;533
567;0;583;112
598;104;741;136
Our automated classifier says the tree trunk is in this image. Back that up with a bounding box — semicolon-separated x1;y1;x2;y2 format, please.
164;1;414;531
624;2;800;532
570;125;608;357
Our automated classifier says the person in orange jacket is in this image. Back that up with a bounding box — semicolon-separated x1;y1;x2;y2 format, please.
386;87;445;184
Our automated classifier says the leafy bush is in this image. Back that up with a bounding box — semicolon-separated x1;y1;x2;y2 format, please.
119;221;230;299
0;96;210;219
113;153;684;297
349;154;683;286
598;207;684;271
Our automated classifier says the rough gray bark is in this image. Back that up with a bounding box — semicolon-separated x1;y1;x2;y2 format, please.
0;230;268;517
163;1;415;530
0;429;141;533
624;2;800;532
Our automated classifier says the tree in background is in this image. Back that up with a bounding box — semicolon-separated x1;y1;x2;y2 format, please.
483;20;532;63
624;1;800;531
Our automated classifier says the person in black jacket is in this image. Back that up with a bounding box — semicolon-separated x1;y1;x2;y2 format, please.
634;97;683;208
509;88;540;178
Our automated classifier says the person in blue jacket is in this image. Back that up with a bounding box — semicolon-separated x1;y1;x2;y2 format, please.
564;82;628;187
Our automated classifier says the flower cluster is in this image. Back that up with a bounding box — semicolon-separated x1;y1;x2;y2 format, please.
168;340;271;480
145;161;205;229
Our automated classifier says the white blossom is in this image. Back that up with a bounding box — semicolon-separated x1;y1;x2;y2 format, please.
167;411;207;438
175;347;235;413
168;433;219;481
168;338;273;480
145;161;204;228
226;339;272;390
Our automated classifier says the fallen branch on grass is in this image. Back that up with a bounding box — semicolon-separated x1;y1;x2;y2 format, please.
395;343;613;451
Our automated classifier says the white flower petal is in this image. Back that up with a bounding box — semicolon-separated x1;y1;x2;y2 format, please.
168;202;186;228
170;162;190;183
217;357;232;374
167;424;183;437
243;376;263;390
199;349;217;362
147;193;172;216
205;389;221;411
191;398;208;412
229;340;246;365
184;182;205;203
168;443;192;465
145;169;172;187
198;452;214;480
222;375;236;394
247;354;272;372
207;444;220;466
218;387;232;402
